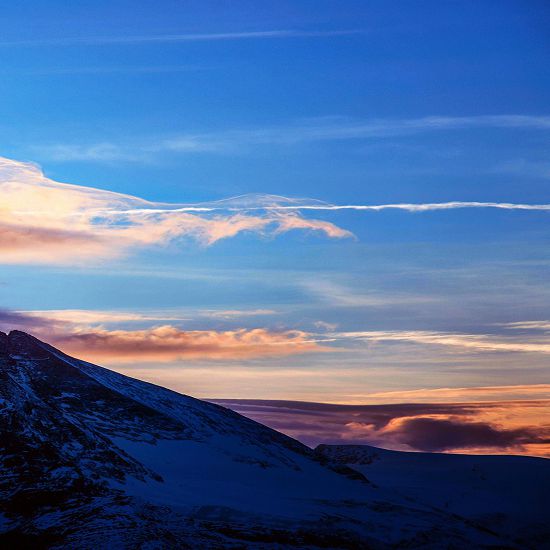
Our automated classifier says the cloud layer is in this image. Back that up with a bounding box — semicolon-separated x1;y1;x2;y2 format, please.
0;308;328;363
3;305;549;456
51;326;328;362
212;398;550;457
5;307;550;363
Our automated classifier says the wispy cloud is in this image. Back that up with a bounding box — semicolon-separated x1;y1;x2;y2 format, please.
2;155;549;266
36;114;550;162
0;29;362;47
21;309;190;325
200;309;277;319
2;65;204;77
269;201;550;212
0;157;351;265
36;143;148;163
302;279;436;308
21;308;278;325
501;320;550;331
38;137;220;162
361;384;550;403
332;330;550;354
94;193;550;216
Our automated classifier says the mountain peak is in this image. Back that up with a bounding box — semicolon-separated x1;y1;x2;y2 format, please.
3;330;52;360
7;329;35;339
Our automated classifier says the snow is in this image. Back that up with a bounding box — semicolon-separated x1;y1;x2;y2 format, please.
112;436;369;521
317;444;550;546
1;331;547;548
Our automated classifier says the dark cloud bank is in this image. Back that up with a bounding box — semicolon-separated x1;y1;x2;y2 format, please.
211;399;550;455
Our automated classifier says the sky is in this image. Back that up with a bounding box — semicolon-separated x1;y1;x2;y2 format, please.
1;0;550;456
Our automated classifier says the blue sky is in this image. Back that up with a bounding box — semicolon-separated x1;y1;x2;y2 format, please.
1;1;550;415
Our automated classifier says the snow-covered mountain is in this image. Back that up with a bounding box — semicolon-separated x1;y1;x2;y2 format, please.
316;444;550;549
0;330;538;548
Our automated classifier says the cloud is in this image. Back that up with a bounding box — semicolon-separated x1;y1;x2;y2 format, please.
212;398;550;457
21;309;189;325
313;321;339;332
379;417;545;453
200;309;277;319
38;143;148;162
37;114;550;162
0;307;330;363
4;304;549;456
0;222;117;263
287;201;550;212
332;330;550;354
0;308;53;330
3;153;549;268
362;384;550;403
0;157;352;265
302;279;434;307
44;325;330;363
502;320;550;331
1;29;362;47
23;308;277;324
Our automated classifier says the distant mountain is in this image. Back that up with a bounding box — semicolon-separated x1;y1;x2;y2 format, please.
316;444;550;549
0;330;537;548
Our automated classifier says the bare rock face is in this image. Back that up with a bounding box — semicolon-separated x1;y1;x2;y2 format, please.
0;331;517;549
0;331;7;355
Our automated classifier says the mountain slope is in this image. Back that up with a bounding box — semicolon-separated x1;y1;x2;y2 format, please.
0;330;517;548
316;444;550;550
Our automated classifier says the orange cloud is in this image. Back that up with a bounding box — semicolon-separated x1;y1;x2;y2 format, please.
272;212;352;239
0;222;114;263
346;413;550;454
47;325;330;363
215;398;550;457
0;156;352;265
359;384;550;403
1;307;332;363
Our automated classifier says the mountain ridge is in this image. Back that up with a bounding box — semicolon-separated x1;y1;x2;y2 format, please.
0;330;534;548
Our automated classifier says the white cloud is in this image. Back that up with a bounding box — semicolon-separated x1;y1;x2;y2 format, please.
1;29;363;47
501;321;550;331
36;114;550;163
21;309;189;325
331;329;550;354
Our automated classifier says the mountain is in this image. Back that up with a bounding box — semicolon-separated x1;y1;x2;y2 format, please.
0;330;534;548
316;444;550;550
